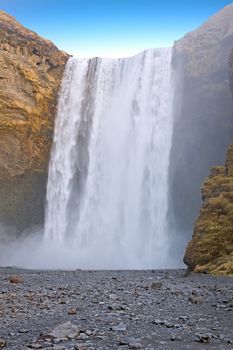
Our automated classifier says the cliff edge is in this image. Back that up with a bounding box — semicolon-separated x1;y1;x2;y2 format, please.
0;11;69;230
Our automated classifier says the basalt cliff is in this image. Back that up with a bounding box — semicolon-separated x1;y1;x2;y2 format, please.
183;49;233;276
0;11;69;230
169;4;233;262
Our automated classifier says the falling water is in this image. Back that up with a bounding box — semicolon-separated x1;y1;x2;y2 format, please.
44;49;175;269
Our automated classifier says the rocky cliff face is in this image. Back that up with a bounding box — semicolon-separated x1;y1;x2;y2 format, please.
0;11;69;230
183;48;233;276
184;145;233;275
169;4;233;244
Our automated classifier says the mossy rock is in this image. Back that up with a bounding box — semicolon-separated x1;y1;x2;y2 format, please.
184;144;233;276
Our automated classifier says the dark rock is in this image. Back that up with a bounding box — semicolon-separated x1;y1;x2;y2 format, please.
194;333;211;343
170;3;233;257
0;339;6;348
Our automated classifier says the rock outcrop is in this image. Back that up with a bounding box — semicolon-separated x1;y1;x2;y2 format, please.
169;4;233;242
184;146;233;275
0;11;69;229
183;47;233;276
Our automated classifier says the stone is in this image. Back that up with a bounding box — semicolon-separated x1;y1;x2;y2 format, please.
85;330;92;336
68;308;77;315
9;275;24;283
119;338;131;345
188;296;203;304
194;333;210;343
153;319;165;325
45;321;80;340
128;342;142;349
79;333;89;340
111;323;127;332
151;281;163;289
19;328;29;333
0;339;6;348
74;344;87;350
108;303;126;311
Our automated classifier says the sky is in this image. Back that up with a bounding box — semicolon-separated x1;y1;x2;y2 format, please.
0;0;232;58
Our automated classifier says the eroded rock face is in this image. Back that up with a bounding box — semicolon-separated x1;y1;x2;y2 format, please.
184;146;233;275
169;4;233;238
0;11;69;229
183;48;233;276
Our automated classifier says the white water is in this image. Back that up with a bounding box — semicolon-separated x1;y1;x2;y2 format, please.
44;48;175;269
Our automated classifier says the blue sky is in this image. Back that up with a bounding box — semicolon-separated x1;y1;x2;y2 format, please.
0;0;232;57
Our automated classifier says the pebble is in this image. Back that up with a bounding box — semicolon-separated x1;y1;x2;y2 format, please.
128;342;142;349
0;269;232;350
45;321;80;340
111;323;127;332
0;339;6;348
68;308;77;315
194;333;211;343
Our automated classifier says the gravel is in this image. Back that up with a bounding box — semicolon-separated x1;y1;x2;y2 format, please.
0;268;232;349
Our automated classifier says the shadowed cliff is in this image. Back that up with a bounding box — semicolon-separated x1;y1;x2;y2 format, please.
0;11;69;230
183;47;233;276
170;4;233;244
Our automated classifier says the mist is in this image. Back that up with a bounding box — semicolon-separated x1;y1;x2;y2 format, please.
0;226;184;270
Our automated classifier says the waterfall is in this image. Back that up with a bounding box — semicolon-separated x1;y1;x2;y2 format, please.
44;48;175;269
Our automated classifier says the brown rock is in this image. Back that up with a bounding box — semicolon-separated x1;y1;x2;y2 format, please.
0;339;6;348
9;275;24;283
0;11;69;229
188;296;203;304
68;308;77;315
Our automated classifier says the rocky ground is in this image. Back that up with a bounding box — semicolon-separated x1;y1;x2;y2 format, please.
0;269;232;350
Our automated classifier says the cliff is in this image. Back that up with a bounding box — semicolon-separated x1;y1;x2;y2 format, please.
0;11;69;229
184;146;233;275
169;4;233;246
183;47;233;276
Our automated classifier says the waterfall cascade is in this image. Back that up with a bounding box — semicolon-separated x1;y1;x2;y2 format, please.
44;48;175;269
